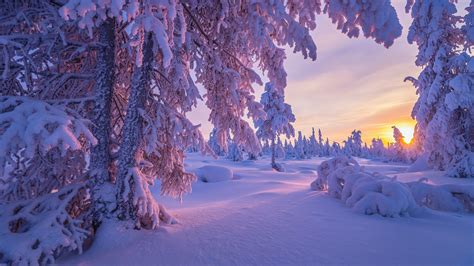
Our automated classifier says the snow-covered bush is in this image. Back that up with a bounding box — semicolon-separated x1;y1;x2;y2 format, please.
0;97;96;201
407;180;474;212
313;157;474;216
0;184;91;265
196;165;233;183
311;156;419;217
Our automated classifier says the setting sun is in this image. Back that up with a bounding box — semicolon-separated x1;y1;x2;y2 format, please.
396;125;415;144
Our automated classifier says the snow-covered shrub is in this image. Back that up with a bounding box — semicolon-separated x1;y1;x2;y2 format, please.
311;156;419;217
0;97;96;201
196;165;233;183
313;157;474;216
311;156;359;191
0;184;91;265
407;180;474;212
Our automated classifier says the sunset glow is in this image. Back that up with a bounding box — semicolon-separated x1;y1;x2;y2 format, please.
396;125;415;144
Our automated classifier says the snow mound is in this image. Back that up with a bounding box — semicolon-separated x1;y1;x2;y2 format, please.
406;154;431;172
299;169;316;175
196;165;233;183
407;180;474;213
312;156;419;217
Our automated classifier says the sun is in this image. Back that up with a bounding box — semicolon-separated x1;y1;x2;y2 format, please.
396;125;414;144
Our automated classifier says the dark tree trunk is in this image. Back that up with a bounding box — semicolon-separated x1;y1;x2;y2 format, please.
115;33;154;223
89;19;116;226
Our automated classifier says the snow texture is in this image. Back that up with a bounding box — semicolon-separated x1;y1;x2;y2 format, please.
59;153;474;265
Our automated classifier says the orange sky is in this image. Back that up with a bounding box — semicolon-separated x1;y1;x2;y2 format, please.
189;0;469;146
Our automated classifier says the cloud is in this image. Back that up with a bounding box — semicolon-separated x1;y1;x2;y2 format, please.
189;0;470;144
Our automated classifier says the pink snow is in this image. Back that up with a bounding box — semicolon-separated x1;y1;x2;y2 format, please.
61;154;474;265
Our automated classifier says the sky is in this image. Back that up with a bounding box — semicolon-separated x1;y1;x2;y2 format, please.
188;0;468;145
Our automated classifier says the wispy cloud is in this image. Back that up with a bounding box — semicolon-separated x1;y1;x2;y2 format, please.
189;1;470;144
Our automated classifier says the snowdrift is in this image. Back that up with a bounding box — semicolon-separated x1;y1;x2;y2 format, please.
407;180;474;212
196;165;233;183
311;156;474;216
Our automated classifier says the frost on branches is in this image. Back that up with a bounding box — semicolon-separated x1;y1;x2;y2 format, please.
255;82;295;171
0;0;405;263
406;0;473;177
0;185;91;265
0;97;96;201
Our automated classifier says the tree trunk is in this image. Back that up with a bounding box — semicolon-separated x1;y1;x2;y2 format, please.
115;33;154;223
89;19;116;226
271;136;276;168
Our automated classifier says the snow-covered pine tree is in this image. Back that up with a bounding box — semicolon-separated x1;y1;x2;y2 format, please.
309;128;319;156
406;0;473;177
318;128;324;156
324;138;331;156
351;130;363;157
295;131;306;160
390;126;408;162
0;97;97;264
284;139;295;159
0;0;404;263
303;136;311;158
369;138;387;159
255;82;295;171
332;142;342;156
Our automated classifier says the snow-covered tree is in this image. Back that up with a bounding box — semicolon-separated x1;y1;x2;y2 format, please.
227;140;244;162
309;128;319;156
209;128;227;156
406;0;473;177
0;97;97;263
324;138;331;156
284;139;295;159
332;142;342;156
255;82;295;171
0;0;404;263
389;126;408;162
369;138;386;159
0;97;97;201
294;131;306;160
318;128;324;156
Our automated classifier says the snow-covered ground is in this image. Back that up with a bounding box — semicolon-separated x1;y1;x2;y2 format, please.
62;154;474;265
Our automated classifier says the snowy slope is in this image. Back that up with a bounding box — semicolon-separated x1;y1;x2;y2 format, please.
61;154;474;265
